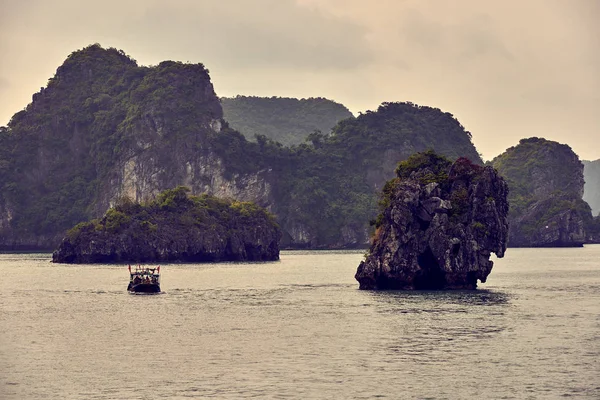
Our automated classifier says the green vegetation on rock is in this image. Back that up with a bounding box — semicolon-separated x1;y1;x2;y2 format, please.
395;150;452;184
2;44;141;240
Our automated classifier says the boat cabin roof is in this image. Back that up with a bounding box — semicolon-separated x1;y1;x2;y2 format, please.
129;266;160;276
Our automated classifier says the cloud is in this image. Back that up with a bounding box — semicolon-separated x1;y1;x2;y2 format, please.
131;0;374;71
1;0;372;71
399;8;514;66
0;0;598;161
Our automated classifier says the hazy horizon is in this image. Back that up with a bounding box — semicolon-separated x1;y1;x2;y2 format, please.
1;0;598;161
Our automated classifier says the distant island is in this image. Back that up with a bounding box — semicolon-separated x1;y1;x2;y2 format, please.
221;95;353;146
52;187;281;263
490;137;599;247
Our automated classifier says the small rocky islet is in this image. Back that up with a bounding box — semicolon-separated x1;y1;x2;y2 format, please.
52;187;281;264
356;151;509;290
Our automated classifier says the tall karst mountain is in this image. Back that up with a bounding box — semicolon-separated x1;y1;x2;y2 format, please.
0;44;266;249
221;95;354;146
490;138;594;247
0;44;483;250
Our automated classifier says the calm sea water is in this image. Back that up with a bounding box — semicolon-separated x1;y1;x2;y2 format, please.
1;247;599;399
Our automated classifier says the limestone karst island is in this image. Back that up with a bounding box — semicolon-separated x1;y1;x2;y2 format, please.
356;151;509;290
52;187;281;264
0;44;599;269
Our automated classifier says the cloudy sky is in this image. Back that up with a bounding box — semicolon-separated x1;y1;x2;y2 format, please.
0;0;598;161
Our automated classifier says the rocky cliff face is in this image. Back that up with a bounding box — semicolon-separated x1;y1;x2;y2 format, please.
509;199;585;247
356;152;509;290
490;138;590;247
89;59;276;216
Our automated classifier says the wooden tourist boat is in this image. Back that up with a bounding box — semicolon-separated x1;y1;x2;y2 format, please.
127;265;161;293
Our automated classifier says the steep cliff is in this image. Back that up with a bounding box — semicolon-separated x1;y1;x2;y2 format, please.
52;187;281;263
221;96;353;146
583;159;600;216
355;151;509;290
490;138;592;247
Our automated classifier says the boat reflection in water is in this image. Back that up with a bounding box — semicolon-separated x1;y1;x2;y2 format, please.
127;265;161;293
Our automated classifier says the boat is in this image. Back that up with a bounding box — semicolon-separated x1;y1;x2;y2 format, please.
127;265;161;293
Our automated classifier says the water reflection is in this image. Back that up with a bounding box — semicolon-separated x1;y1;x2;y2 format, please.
367;288;510;307
0;253;52;261
357;290;511;361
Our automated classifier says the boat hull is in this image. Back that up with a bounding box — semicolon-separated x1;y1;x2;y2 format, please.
127;283;161;293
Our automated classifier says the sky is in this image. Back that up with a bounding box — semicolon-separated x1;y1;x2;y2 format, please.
0;0;598;161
